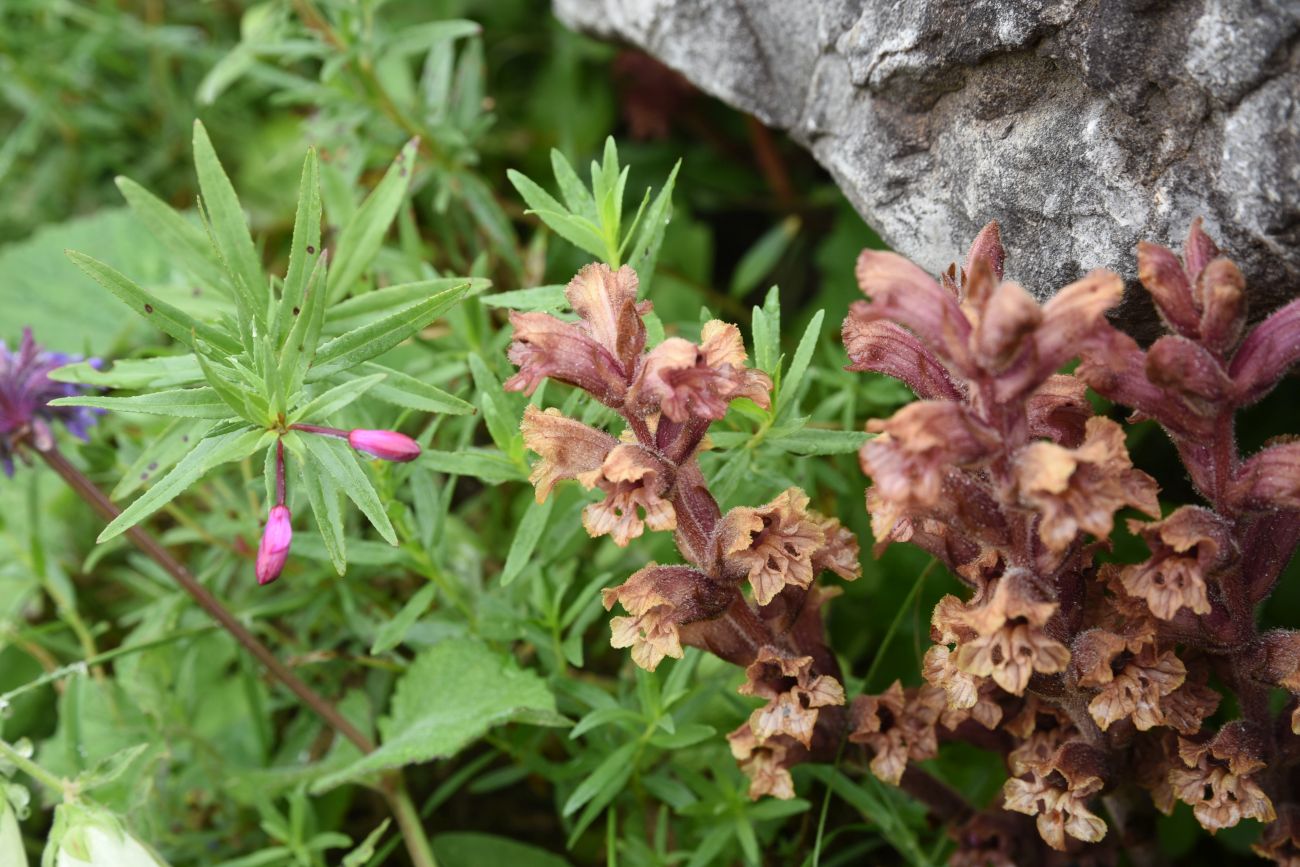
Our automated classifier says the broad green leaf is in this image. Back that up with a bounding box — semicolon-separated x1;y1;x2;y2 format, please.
309;283;470;380
356;362;474;415
98;428;266;542
479;284;566;312
115;177;232;298
276;149;322;343
113;419;215;500
500;496;554;586
777;309;824;415
192;120;265;322
289;373;385;423
51;387;232;419
49;355;203;390
432;833;570;867
299;434;397;545
328;138;419;300
421;448;525;483
369;583;437;655
66;252;241;355
311;640;563;792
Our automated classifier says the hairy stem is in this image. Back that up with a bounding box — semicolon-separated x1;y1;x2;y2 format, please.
0;737;67;795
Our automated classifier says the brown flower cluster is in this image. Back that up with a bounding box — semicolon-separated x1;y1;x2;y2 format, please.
508;263;862;797
844;221;1300;861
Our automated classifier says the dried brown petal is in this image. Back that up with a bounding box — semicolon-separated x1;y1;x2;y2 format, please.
716;488;825;605
630;321;772;421
842;310;962;400
1016;416;1160;552
506;311;629;403
602;564;731;671
740;647;845;747
520;405;617;501
564;263;646;370
1086;647;1185;732
1034;270;1124;376
728;725;795;800
855;249;973;370
848;682;942;785
973;280;1042;371
581;444;676;546
1002;771;1107;851
1121;506;1231;619
808;511;861;581
1027;374;1092;447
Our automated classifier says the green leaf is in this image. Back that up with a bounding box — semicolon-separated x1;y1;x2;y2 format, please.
729;216;800;297
369;583;437;655
550;149;596;220
115;177;232;298
66;252;241;355
299;434;397;545
293;437;346;575
479;284;566;312
290;373;386;424
310;283;470;380
562;740;637;825
328;138;419;300
192;120;265;322
276;149;322;343
280;250;330;393
98;428;266;542
312;640;563;792
766;428;871;455
507;170;608;259
500;496;554;586
467;354;520;456
777;309;824;415
355;362;474;415
751;286;781;376
341;820;392;867
626;160;680;292
113;419;215;500
51;387;233;419
49;355;203;390
431;833;570;867
421;448;525;483
328;277;490;325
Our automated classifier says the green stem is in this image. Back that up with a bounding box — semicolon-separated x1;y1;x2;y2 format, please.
386;776;438;867
0;738;66;796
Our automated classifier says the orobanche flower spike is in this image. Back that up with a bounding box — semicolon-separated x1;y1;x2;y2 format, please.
508;262;863;798
843;220;1300;862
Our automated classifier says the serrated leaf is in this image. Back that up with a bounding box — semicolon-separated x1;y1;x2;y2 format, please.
309;283;470;380
500;496;554;586
66;252;241;355
299;434;397;545
328;138;419;300
98;428;266;542
192;120;265;322
311;640;562;792
51;387;233;419
777;309;824;415
369;583;436;655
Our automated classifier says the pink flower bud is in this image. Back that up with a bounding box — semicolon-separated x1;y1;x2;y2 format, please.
347;429;421;462
256;505;293;586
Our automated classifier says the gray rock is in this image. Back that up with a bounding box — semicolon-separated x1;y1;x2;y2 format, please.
555;0;1299;323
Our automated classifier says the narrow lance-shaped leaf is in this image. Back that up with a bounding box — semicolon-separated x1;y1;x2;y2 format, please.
309;283;471;380
115;176;233;299
356;362;474;415
506;169;608;260
299;433;398;546
280;249;330;394
626;160;680;294
192;120;266;324
98;428;268;542
328;137;420;302
66;252;241;355
500;495;555;586
50;387;233;419
290;373;386;424
276;148;322;344
777;308;825;416
550;148;597;220
327;277;491;328
113;419;215;500
195;347;266;424
285;432;346;575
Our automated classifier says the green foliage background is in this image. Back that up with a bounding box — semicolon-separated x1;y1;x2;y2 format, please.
3;2;1294;866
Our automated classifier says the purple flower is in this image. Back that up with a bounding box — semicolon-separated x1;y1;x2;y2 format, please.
0;328;101;476
256;505;293;586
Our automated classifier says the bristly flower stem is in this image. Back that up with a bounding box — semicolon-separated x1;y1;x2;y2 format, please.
28;443;439;867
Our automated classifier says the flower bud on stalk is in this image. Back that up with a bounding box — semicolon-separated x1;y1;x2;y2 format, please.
255;505;292;586
347;429;421;462
44;802;170;866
